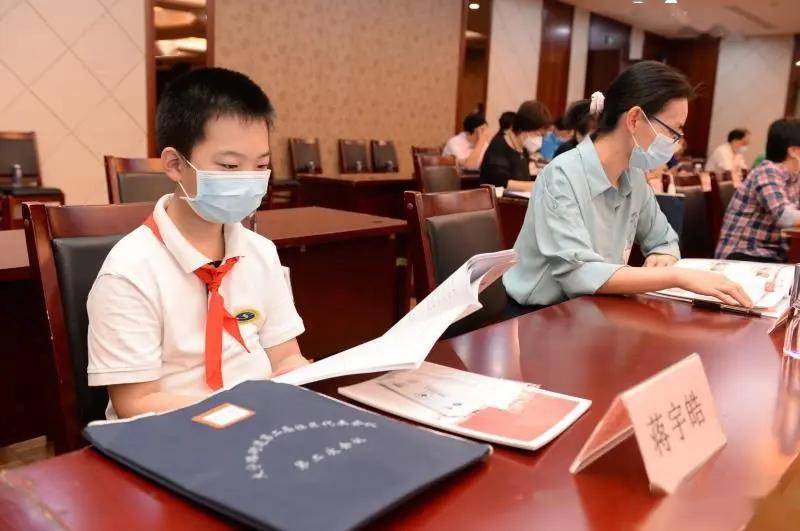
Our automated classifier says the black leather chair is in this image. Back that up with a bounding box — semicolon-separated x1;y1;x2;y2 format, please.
339;139;370;173
420;165;461;193
289;138;323;176
117;172;174;203
24;201;154;453
371;140;399;172
676;185;713;258
405;187;534;339
655;194;685;236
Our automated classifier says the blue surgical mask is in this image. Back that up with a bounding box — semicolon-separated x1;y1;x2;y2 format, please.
629;113;678;171
179;157;270;224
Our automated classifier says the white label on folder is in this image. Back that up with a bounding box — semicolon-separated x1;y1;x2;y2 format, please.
193;403;254;429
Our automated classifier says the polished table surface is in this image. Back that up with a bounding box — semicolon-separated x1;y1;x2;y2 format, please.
256;206;406;245
1;295;795;530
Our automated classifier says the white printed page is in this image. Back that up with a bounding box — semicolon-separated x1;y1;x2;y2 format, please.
652;259;793;310
273;250;518;386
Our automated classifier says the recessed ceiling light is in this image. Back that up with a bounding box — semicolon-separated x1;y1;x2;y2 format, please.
796;60;800;66
468;2;480;9
633;0;645;4
665;0;678;4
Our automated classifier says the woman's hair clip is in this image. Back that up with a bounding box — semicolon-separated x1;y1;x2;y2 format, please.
589;91;605;116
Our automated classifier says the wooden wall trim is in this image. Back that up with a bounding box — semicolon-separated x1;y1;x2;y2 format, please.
145;0;156;157
537;0;574;117
786;34;800;117
455;0;468;133
206;0;215;67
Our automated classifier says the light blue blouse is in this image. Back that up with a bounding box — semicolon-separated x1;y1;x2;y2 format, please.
503;137;680;306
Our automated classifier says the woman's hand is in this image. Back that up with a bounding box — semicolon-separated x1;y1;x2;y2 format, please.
674;269;753;307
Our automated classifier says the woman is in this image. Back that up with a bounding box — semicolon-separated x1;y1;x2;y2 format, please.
503;61;751;307
552;97;599;159
480;100;551;193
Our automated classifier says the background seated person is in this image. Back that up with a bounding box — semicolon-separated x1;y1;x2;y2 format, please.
706;128;750;182
479;100;551;194
443;112;492;171
715;118;800;263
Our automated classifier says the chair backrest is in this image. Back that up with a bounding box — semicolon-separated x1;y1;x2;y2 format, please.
655;194;685;236
288;138;323;176
104;156;173;204
23;201;154;454
371;140;399;173
405;186;507;336
675;185;713;258
674;173;701;187
420;165;461;193
411;146;443;183
707;177;736;247
339;139;370;173
0;131;41;186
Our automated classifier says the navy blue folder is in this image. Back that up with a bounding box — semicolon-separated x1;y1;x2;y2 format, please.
84;381;490;530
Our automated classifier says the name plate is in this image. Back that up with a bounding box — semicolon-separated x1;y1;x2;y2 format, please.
570;353;726;494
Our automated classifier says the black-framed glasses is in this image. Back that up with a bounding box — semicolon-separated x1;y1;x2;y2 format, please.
650;115;684;144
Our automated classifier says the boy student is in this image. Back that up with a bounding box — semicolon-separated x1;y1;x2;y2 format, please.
87;68;309;419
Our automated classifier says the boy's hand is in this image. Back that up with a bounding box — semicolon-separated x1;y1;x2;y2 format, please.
270;353;310;378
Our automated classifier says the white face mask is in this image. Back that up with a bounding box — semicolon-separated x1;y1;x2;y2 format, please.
736;146;749;155
180;157;270;224
629;113;678;172
523;135;543;154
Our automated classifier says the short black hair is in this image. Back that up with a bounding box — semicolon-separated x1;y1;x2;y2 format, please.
564;99;596;136
727;128;749;143
512;100;552;133
156;67;275;157
462;112;487;134
498;111;516;131
766;118;800;163
596;60;695;136
554;116;569;131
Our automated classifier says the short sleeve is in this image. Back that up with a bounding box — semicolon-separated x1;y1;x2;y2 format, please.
755;170;792;221
534;168;624;297
258;245;305;349
87;274;162;386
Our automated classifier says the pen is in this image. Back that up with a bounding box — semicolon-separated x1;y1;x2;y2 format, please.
692;299;762;318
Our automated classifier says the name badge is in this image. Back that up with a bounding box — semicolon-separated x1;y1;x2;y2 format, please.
570;353;726;494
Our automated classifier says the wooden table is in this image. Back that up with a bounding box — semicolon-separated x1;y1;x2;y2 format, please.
298;173;481;220
256;207;407;359
1;295;795;529
783;228;800;263
0;230;51;446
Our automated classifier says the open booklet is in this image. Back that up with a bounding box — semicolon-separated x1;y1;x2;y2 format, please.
339;362;590;451
647;259;794;319
273;250;518;386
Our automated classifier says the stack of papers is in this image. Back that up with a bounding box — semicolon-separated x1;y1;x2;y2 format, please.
273;250;518;386
339;362;591;451
648;259;793;318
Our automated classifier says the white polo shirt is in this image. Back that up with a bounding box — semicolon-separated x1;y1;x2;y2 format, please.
87;194;305;419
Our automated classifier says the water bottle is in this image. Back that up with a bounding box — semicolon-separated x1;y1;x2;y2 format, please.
783;265;800;359
355;160;363;172
386;160;394;172
307;160;316;173
11;164;23;187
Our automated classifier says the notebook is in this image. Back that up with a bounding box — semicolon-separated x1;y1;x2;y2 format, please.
648;259;793;318
339;362;591;451
84;381;490;531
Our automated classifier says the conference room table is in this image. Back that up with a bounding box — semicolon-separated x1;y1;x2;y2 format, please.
297;172;481;220
1;295;796;530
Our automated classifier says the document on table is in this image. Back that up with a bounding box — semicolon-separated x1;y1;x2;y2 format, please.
273;250;518;386
647;259;793;318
